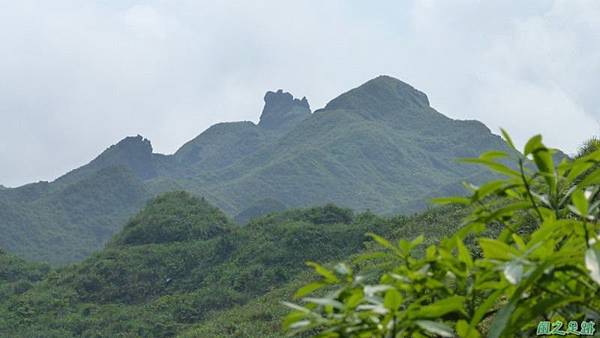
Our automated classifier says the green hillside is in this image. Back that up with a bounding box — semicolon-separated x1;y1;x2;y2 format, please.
0;191;468;337
0;166;151;265
1;75;510;265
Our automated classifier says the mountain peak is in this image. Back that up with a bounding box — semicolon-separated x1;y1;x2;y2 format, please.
113;135;153;153
324;75;430;113
258;89;311;131
89;135;157;179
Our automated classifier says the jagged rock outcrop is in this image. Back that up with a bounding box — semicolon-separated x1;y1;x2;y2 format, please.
258;90;311;131
57;135;158;183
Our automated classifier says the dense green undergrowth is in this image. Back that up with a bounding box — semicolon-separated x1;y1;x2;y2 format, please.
0;189;470;337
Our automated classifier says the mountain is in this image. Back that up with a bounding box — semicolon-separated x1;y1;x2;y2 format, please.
0;75;511;264
198;76;507;215
0;191;469;337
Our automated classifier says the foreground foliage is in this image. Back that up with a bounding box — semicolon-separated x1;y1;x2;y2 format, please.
285;132;600;337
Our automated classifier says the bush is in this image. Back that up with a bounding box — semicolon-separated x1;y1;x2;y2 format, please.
284;132;600;337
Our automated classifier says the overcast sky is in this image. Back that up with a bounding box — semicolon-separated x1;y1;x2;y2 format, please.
1;0;599;187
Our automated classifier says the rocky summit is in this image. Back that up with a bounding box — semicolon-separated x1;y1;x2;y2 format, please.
258;89;311;131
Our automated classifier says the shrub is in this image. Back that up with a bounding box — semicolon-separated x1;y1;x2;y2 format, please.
284;132;600;337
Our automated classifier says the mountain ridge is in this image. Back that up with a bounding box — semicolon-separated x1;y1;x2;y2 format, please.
1;75;512;264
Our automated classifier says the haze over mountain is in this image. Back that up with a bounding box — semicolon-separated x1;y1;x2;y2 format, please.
0;76;510;265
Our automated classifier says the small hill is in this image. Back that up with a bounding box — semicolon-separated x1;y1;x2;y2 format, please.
112;191;231;246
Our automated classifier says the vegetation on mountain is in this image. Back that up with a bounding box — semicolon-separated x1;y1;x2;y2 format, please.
0;192;422;337
0;166;150;265
1;76;511;265
0;190;468;337
0;248;49;288
2;131;589;337
234;198;287;224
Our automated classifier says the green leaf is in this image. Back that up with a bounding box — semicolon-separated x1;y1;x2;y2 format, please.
461;158;521;178
480;150;508;160
482;201;530;223
532;147;554;174
572;189;589;216
411;234;425;247
303;297;345;309
383;288;402;311
366;232;399;255
294;282;326;299
346;289;364;309
453;222;486;241
306;262;338;283
456;238;473;268
566;160;593;185
580;169;600;187
414;296;466;318
585;247;600;285
456;320;481;338
281;301;312;314
487;300;516;338
500;128;516;150
511;233;526;251
468;288;505;331
432;196;471;205
472;180;506;201
523;134;543;156
283;311;309;330
415;320;455;337
479;238;517;260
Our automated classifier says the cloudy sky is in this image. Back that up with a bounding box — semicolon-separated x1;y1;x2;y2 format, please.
1;0;599;187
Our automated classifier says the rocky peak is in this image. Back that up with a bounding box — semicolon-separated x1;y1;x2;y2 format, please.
258;90;311;131
91;135;156;179
112;135;153;154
